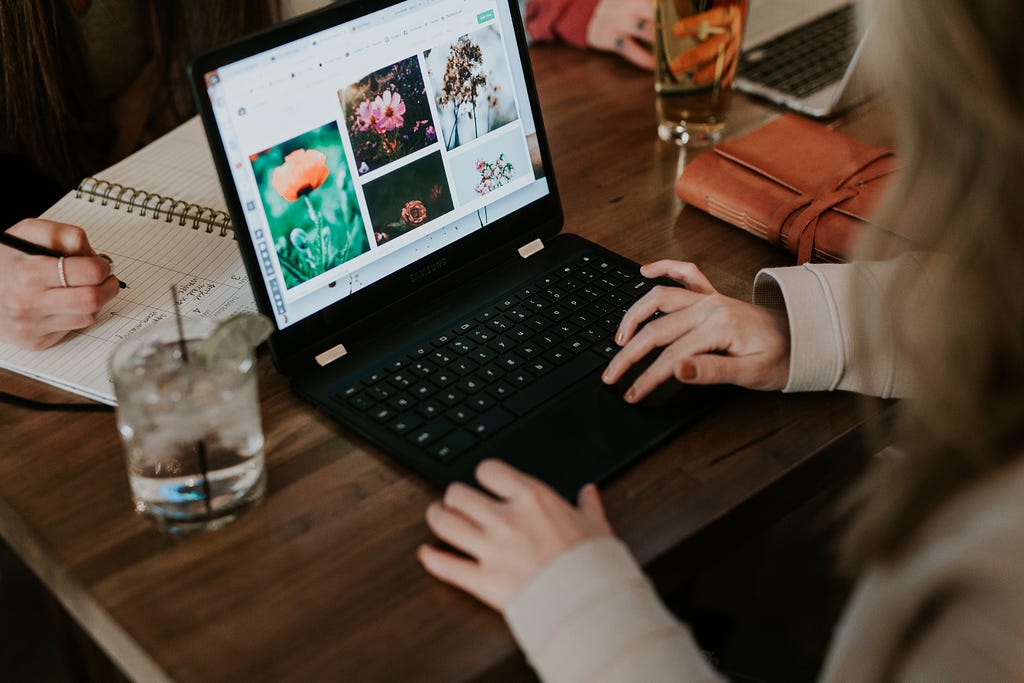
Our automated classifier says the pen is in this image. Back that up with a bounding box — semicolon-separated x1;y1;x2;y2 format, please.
0;230;128;288
0;230;63;257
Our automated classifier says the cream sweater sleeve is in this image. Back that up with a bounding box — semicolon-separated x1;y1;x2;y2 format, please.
504;537;724;683
752;255;923;398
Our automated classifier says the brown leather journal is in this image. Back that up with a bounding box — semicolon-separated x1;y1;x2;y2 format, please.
675;113;900;263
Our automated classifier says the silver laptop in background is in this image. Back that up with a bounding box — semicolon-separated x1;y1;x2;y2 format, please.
736;0;872;117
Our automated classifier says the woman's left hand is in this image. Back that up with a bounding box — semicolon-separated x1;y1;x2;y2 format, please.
418;459;614;611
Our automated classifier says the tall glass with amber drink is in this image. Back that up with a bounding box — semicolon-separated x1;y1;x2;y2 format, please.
655;0;748;145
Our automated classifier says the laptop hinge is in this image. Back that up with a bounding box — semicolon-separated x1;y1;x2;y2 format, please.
518;238;544;259
315;342;348;367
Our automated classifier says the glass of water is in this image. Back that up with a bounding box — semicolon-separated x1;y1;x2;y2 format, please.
111;317;266;534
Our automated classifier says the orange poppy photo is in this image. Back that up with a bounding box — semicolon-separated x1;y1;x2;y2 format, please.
250;122;370;289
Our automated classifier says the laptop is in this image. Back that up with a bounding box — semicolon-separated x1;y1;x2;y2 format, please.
189;0;725;497
736;0;872;117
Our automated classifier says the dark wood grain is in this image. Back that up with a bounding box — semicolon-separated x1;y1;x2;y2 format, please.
0;44;893;682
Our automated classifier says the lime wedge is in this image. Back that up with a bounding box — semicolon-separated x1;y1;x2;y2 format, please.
197;312;274;365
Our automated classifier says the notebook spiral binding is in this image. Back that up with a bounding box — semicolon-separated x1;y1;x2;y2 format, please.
75;176;234;238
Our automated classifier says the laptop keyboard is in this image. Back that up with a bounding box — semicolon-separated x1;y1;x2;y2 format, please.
330;254;654;463
739;3;856;99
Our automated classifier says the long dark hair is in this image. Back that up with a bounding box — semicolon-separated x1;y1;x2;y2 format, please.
0;1;279;190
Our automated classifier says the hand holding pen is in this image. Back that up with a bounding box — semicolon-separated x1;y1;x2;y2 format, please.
0;219;124;350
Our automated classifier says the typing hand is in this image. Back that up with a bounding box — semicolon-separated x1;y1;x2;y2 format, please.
586;0;656;71
0;219;120;350
602;260;791;402
669;5;743;85
418;459;613;611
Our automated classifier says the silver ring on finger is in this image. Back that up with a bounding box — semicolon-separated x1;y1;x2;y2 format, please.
615;37;626;51
57;256;69;288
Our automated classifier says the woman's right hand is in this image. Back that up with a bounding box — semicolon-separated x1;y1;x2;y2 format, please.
602;260;792;402
1;219;120;350
586;0;656;70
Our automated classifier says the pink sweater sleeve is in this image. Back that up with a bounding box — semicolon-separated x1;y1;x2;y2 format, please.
525;0;601;49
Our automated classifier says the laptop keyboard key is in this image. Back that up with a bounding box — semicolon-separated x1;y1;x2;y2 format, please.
417;401;445;419
370;405;397;422
345;393;374;411
467;394;497;412
438;388;465;406
429;430;479;462
389;394;415;412
487;381;515;399
467;407;515;438
408;418;456;448
389;413;424;435
447;405;476;424
457;376;485;394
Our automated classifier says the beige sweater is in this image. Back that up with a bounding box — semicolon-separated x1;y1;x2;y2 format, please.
504;260;1024;682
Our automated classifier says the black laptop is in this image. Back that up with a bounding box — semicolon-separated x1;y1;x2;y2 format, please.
189;0;724;497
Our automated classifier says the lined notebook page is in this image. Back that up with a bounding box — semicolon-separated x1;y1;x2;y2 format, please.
0;117;255;405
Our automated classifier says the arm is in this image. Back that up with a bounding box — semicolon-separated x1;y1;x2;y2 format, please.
506;538;724;683
603;256;922;402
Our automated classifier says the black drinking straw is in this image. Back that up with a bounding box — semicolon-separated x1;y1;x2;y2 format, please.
170;285;212;515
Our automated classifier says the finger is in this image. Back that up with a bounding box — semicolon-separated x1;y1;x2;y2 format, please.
605;311;702;387
677;354;774;390
417;545;501;611
18;254;112;289
443;482;504;529
617;37;655;71
475;459;543;501
627;324;760;397
670;33;729;75
425;501;488;558
2;314;100;351
36;276;120;316
577;484;612;533
640;260;718;294
627;11;655;45
613;284;700;349
672;6;734;37
621;347;682;403
8;219;97;256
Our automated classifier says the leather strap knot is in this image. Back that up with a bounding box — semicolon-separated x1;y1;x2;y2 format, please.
762;146;895;263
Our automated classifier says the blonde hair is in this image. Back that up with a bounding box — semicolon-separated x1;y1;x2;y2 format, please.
839;0;1024;571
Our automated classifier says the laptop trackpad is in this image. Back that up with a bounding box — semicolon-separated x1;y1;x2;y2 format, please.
478;374;717;499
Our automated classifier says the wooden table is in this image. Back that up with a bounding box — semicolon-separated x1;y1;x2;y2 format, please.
0;45;895;682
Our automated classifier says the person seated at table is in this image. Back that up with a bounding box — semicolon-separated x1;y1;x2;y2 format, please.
0;1;285;350
419;0;1024;679
523;0;655;70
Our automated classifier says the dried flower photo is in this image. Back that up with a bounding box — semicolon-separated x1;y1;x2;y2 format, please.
250;122;369;290
340;55;438;175
361;151;454;245
424;25;519;151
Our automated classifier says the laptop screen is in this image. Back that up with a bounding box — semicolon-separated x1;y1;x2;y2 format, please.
201;0;550;330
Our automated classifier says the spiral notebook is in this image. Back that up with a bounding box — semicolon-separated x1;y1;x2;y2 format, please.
0;117;255;405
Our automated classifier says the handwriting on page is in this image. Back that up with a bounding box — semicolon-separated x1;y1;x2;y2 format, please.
53;191;255;335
